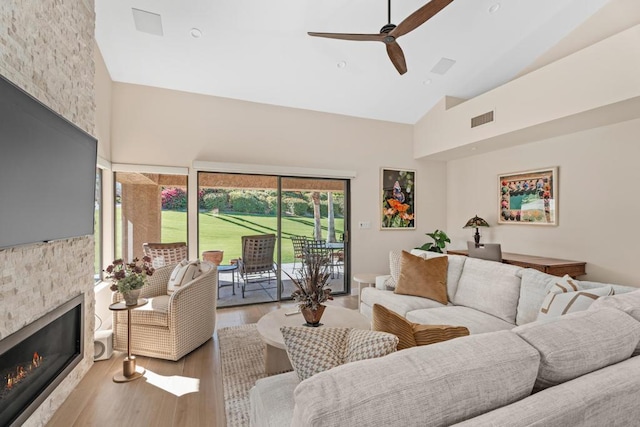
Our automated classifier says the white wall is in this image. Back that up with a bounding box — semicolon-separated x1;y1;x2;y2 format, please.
109;83;447;280
446;118;640;286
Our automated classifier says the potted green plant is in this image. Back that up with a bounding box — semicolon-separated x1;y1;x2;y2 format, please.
417;229;451;253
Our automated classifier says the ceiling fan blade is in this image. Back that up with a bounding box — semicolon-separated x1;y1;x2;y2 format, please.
386;41;407;75
308;32;384;42
391;0;454;39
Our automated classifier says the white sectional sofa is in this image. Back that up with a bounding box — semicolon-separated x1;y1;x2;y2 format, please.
249;250;640;426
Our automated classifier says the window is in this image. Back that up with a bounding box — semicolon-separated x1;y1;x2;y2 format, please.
114;172;188;261
94;168;102;282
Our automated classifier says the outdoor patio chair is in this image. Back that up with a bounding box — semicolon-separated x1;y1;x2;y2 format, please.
303;240;334;276
238;234;277;298
290;235;310;273
142;242;188;268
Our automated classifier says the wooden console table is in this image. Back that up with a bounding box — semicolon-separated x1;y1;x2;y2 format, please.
446;250;586;278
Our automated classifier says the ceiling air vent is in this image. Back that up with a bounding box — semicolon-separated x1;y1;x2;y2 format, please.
471;111;494;128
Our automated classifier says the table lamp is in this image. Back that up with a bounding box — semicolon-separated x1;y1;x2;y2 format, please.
463;215;490;246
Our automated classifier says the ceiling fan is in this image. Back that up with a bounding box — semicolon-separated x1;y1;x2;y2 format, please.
308;0;454;75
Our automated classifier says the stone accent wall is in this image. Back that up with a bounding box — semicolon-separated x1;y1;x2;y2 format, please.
0;0;97;425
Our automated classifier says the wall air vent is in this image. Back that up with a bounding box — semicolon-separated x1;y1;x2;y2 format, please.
471;111;494;128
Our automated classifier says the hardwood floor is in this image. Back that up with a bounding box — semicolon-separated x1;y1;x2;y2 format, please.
47;295;357;427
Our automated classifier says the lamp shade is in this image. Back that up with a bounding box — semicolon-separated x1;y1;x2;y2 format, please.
463;215;490;229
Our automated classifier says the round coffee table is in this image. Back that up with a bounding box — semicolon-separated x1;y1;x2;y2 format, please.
257;305;371;374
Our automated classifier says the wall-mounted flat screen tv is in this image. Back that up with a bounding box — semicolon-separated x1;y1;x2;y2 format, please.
0;74;98;249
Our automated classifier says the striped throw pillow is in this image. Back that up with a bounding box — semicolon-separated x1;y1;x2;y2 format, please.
537;281;614;321
372;304;469;350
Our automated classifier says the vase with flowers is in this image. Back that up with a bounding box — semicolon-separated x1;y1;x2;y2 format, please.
105;256;155;306
284;250;333;327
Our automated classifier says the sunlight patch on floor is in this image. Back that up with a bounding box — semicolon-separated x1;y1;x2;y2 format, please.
144;369;200;397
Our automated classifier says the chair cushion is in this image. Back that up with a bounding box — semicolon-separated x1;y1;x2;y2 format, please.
117;295;170;327
167;259;203;294
513;307;640;390
280;326;397;381
406;306;514;334
452;257;522;324
372;304;469;350
394;251;448;304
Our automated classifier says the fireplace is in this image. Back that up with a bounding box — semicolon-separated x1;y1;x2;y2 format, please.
0;294;84;427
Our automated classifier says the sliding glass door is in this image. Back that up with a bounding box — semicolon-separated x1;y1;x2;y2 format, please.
197;172;349;308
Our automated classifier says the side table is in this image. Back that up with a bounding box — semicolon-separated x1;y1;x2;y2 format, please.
217;264;239;298
353;273;382;308
109;298;148;383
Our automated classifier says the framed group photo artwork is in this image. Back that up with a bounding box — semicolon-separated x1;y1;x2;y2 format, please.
498;167;558;225
381;168;415;230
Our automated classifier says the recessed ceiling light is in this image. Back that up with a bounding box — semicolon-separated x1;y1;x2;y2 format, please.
489;3;501;13
337;61;347;69
190;28;202;38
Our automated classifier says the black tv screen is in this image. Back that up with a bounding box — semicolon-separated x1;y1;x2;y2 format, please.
0;75;97;249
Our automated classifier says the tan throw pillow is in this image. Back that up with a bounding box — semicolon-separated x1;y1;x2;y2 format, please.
372;304;469;350
167;259;203;295
394;251;448;304
280;326;398;381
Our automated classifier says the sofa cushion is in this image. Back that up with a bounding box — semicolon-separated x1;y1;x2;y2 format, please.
453;356;640;427
394;251;448;304
291;330;540;427
513;307;640;391
361;288;446;318
515;268;557;325
589;289;640;355
167;259;203;294
249;372;298;427
452;258;522;324
537;285;614;321
280;326;398;381
372;304;469;350
406;306;514;334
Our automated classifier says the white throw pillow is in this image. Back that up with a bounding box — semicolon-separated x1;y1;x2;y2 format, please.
385;250;403;290
167;259;203;295
537;282;614;321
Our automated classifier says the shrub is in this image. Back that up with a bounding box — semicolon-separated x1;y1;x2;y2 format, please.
283;197;311;216
229;191;271;214
161;187;187;210
202;192;228;211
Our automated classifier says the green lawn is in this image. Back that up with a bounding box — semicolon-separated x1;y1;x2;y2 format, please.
196;212;343;263
115;209;343;264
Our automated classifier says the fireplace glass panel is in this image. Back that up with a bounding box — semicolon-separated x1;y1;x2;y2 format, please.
0;299;82;426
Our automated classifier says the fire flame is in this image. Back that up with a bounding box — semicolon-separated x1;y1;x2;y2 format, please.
5;352;43;390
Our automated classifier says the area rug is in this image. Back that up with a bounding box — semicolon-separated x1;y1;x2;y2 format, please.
218;324;290;427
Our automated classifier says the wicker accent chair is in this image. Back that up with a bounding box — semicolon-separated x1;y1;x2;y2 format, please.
142;242;188;268
239;234;277;298
112;264;217;361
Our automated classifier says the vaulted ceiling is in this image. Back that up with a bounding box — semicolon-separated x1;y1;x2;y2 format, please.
96;0;611;124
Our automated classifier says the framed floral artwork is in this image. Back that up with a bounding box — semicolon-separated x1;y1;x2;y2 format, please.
498;167;558;225
381;168;415;229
